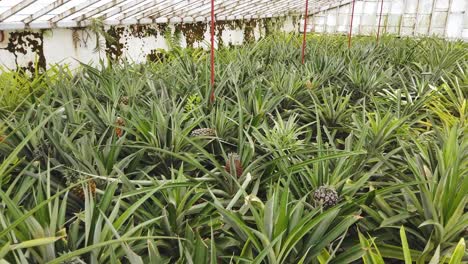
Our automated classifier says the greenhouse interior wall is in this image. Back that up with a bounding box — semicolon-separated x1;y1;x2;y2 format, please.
0;17;297;71
0;0;467;72
304;0;468;40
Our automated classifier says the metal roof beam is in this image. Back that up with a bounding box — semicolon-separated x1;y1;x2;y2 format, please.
0;22;26;30
150;0;243;22
217;0;266;17
132;0;185;20
74;0;128;22
98;0;146;20
22;0;73;24
254;1;305;17
49;0;102;23
0;0;36;21
157;0;302;22
311;0;353;13
226;0;295;18
185;0;241;18
216;1;252;17
162;0;211;19
113;0;165;20
151;1;210;20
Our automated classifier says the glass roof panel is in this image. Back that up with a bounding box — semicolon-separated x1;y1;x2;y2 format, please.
0;0;339;29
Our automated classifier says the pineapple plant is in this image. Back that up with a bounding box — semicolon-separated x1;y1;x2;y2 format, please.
0;123;7;144
0;35;466;263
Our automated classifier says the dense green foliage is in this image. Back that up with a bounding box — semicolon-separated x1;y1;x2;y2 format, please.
0;34;467;263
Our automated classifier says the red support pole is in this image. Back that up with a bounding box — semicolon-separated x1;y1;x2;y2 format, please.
348;0;356;49
209;0;215;104
301;0;309;64
376;0;384;43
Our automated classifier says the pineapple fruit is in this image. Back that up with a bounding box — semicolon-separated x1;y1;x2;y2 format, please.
313;186;339;208
225;153;243;177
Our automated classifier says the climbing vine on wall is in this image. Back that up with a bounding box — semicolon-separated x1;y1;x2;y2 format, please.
2;31;46;73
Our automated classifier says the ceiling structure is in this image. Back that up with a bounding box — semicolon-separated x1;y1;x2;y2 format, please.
0;0;348;30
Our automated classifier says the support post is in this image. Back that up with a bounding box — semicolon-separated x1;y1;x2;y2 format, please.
301;0;309;64
376;0;384;43
348;0;356;48
210;0;216;104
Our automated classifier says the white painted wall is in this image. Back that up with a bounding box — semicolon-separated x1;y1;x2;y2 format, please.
2;0;465;73
0;17;297;71
303;0;468;40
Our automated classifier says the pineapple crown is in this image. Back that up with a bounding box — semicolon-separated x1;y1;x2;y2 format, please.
185;94;202;112
305;80;315;89
96;94;107;102
63;169;83;186
227;152;240;160
32;142;52;161
115;117;125;126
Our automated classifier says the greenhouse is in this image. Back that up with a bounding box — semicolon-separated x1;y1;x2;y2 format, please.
0;0;467;263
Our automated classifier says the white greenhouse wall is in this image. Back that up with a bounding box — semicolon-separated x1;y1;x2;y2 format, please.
303;0;468;40
0;17;298;71
1;0;466;73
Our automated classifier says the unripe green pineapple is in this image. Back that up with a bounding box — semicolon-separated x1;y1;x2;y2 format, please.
32;142;52;164
313;186;339;208
115;117;125;138
190;128;216;137
63;169;96;201
305;80;314;89
119;96;129;105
